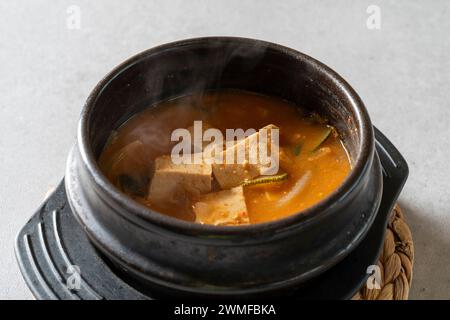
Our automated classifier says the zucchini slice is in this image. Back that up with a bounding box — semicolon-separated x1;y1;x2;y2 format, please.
310;127;333;152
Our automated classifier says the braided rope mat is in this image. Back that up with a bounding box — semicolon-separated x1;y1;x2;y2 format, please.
353;205;414;300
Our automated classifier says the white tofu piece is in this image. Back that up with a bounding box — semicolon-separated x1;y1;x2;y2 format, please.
148;155;212;205
193;186;249;226
212;124;279;189
211;161;260;190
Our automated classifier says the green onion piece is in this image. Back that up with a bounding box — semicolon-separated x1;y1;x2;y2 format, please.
242;173;288;187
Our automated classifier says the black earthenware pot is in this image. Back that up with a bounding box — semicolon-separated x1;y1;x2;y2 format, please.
65;37;383;298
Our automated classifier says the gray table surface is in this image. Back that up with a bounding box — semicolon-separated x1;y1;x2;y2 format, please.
1;0;449;300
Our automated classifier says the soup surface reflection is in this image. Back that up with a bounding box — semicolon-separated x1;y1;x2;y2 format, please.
99;90;351;225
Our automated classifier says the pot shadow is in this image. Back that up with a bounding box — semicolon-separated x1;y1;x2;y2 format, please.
398;201;450;299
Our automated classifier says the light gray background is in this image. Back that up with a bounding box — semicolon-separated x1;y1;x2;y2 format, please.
1;0;449;299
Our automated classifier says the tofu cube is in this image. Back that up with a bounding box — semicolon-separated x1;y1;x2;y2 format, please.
193;186;249;226
212;124;279;189
148;155;212;205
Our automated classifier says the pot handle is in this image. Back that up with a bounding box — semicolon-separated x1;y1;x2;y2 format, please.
374;126;409;212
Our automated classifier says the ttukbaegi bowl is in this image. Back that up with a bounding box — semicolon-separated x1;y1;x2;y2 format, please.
65;37;383;298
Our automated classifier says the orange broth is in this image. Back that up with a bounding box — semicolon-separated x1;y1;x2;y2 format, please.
99;90;351;224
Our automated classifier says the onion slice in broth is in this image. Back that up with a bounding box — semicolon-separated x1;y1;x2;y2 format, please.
277;171;312;207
